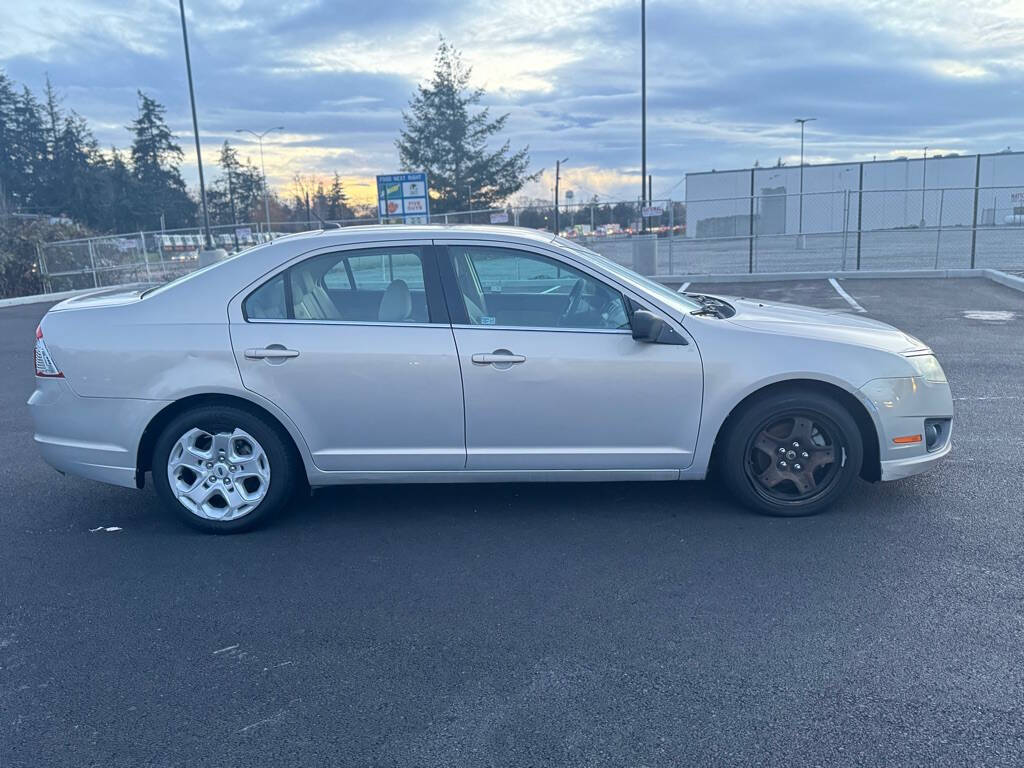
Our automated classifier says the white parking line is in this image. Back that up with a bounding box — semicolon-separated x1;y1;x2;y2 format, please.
828;278;866;313
677;281;690;293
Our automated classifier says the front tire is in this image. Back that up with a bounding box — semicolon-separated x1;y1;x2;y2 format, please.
719;390;863;517
152;405;298;533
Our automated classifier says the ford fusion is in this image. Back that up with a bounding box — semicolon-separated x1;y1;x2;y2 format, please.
29;226;953;532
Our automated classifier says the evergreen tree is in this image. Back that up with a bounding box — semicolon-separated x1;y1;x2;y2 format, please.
0;72;18;212
129;91;195;228
396;38;537;213
326;172;351;220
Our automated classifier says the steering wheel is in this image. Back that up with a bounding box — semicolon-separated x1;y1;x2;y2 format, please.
559;278;585;325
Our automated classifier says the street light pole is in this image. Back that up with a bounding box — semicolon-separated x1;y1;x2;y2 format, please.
236;126;284;239
641;0;647;232
466;184;473;224
794;117;816;243
554;158;568;234
178;0;213;251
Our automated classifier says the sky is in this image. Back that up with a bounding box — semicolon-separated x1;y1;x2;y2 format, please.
2;0;1024;208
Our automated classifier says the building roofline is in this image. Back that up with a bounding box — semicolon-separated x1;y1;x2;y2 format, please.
685;150;1024;179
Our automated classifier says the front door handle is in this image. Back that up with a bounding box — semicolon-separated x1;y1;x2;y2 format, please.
245;347;299;360
472;350;526;366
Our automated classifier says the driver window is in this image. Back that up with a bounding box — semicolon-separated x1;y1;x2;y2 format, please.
447;246;630;330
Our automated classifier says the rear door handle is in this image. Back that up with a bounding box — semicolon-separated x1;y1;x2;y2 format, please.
245;347;299;359
471;351;526;365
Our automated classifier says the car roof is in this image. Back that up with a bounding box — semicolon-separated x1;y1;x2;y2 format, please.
275;224;556;247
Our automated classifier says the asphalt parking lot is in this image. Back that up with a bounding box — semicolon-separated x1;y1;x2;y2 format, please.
3;276;1024;767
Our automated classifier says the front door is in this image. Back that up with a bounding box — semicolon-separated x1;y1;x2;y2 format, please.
438;242;703;471
229;243;465;472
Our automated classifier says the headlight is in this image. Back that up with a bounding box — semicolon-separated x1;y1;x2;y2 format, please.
905;353;947;383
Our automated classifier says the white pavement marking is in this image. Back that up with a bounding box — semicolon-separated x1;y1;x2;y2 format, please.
677;282;690;293
213;644;239;654
828;278;866;313
963;310;1015;322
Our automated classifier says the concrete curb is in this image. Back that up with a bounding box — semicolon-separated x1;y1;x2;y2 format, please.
0;287;100;309
982;269;1024;294
655;268;991;284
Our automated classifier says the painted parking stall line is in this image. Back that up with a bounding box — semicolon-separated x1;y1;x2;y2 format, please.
677;281;691;294
828;278;866;313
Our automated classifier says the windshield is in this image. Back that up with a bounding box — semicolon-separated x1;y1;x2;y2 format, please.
553;237;701;315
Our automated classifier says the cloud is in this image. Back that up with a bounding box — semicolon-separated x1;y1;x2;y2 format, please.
2;0;1023;204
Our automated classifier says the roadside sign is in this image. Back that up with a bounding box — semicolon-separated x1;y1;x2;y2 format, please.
642;206;664;218
490;212;509;224
235;227;252;242
376;172;430;224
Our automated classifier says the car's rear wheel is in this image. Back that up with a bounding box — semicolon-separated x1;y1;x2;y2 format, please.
152;405;298;533
720;390;863;517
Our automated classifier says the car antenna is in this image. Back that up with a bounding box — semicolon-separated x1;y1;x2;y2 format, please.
310;208;342;229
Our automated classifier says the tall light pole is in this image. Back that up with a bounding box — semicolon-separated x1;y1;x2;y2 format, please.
641;0;647;232
236;126;284;239
920;146;928;227
554;158;568;234
794;117;816;240
466;183;473;224
178;0;213;251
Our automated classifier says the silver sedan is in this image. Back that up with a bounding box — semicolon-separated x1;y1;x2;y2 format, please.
29;226;953;532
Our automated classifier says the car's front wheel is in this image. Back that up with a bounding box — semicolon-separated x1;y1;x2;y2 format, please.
720;389;863;517
152;405;298;533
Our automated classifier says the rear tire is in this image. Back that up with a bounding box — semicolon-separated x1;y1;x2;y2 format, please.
152;405;298;533
719;389;863;517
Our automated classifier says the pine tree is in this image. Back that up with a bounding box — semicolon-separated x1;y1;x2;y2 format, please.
129;91;195;228
327;172;350;220
396;38;537;214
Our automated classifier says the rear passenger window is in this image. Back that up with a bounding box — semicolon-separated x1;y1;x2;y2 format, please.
244;247;433;324
244;273;286;319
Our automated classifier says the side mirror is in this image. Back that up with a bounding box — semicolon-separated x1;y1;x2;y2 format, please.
631;309;666;343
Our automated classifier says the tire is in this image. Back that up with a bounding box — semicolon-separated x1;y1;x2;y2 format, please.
719;389;863;517
152;405;299;533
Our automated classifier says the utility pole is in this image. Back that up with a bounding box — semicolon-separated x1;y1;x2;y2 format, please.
236;126;283;238
178;0;214;251
227;163;238;251
466;184;473;224
794;117;816;245
641;0;647;232
554;158;568;234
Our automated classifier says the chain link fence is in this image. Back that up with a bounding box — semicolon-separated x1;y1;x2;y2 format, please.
35;188;1024;293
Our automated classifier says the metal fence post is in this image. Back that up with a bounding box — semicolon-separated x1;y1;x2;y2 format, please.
87;238;99;288
841;190;850;271
934;188;945;269
748;169;755;273
856;162;864;270
36;243;49;293
139;231;152;283
668;200;675;274
969;154;981;268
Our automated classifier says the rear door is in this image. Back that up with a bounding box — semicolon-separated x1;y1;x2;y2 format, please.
228;242;466;472
437;241;703;471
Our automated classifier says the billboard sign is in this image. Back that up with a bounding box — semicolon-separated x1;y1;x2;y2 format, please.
376;172;430;224
489;212;509;224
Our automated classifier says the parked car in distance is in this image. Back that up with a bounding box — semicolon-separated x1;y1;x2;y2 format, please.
30;225;953;533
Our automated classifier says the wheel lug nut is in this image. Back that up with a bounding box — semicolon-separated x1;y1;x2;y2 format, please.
779;460;787;468
792;441;800;448
801;451;809;458
794;463;802;471
778;447;786;454
206;462;213;468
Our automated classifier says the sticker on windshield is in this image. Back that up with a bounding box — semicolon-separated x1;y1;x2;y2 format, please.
479;316;496;325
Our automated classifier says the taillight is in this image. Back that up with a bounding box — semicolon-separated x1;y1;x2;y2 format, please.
34;325;63;378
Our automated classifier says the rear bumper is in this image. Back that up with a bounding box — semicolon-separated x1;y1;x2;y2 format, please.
28;378;168;489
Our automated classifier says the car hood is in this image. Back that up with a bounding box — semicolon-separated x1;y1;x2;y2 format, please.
49;285;148;312
718;295;928;355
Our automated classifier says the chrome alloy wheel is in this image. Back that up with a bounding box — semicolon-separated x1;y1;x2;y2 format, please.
166;427;271;521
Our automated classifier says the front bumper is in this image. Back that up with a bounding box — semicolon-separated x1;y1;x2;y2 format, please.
859;376;954;482
28;378;168;489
